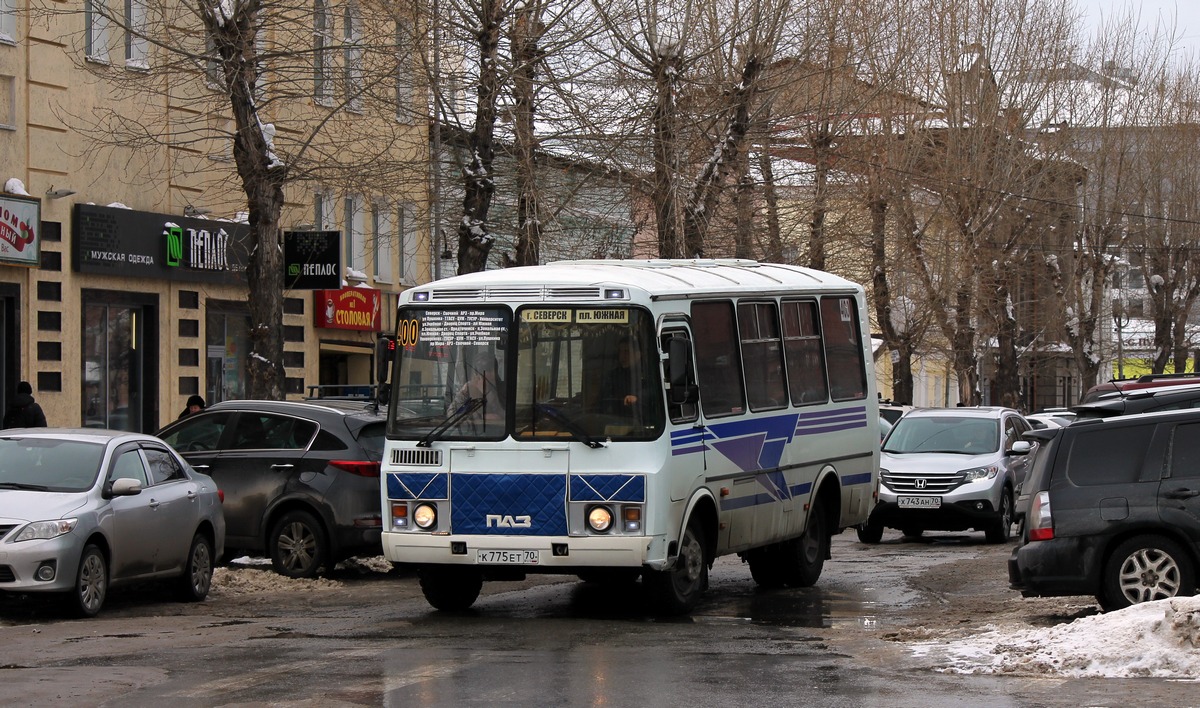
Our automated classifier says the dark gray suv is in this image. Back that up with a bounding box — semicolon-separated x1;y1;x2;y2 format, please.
157;399;386;577
1008;408;1200;610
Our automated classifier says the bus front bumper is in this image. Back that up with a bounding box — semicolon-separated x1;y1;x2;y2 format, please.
382;532;658;569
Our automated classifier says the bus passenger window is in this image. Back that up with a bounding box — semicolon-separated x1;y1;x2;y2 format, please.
781;300;828;405
692;301;745;417
738;301;786;411
820;296;867;401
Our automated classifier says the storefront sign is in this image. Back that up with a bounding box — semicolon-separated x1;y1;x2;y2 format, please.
0;195;41;267
315;286;382;332
73;204;251;283
284;230;342;289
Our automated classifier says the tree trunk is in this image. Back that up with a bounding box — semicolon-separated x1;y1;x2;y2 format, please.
456;0;504;274
651;51;683;258
510;3;543;267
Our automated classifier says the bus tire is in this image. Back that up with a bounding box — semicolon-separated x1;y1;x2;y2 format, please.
644;517;708;615
419;566;483;611
781;502;829;588
747;548;786;588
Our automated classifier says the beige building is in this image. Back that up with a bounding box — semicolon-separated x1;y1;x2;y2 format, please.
0;0;430;431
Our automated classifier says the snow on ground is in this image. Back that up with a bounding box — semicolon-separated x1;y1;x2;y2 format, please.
910;596;1200;679
210;555;394;596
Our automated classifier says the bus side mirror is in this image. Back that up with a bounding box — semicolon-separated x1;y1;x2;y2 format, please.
375;335;394;405
668;337;698;406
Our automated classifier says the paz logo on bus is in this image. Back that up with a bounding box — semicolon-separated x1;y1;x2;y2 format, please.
486;514;532;528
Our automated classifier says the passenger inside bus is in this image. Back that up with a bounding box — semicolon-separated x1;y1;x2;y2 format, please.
596;336;654;419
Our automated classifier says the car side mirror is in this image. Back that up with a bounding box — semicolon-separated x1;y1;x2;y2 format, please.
1010;440;1033;456
107;477;143;497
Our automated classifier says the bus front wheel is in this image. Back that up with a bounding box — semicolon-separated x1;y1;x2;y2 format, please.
644;517;708;615
419;566;483;611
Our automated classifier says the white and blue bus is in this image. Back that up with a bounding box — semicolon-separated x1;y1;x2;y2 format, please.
379;259;879;613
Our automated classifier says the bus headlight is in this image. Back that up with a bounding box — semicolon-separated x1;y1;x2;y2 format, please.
586;506;613;533
413;503;438;530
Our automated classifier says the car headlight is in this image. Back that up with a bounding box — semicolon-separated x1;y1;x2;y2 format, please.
12;518;78;543
961;465;1000;482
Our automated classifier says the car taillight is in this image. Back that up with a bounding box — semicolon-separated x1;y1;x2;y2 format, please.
218;489;225;503
330;460;381;477
1027;491;1054;541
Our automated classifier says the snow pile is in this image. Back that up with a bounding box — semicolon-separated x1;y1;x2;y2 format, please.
209;555;395;596
911;596;1200;679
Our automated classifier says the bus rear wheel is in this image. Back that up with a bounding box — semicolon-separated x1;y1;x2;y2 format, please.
780;502;829;587
419;566;483;611
644;518;708;615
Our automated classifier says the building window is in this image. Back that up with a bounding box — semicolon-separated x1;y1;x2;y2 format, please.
373;202;394;283
313;0;333;103
206;304;251;404
205;32;222;87
85;0;111;62
315;189;335;230
345;195;365;275
395;20;413;120
125;0;148;68
398;202;417;285
0;0;17;44
0;74;12;130
343;4;362;111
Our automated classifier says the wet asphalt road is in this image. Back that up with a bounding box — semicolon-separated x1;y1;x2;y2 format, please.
0;532;1195;707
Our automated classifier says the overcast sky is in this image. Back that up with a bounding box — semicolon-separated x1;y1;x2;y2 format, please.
1076;0;1200;55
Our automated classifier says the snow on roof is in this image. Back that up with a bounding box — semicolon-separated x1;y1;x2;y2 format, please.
910;596;1200;679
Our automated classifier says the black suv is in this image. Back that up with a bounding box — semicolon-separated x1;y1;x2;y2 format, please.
1072;383;1200;419
157;399;387;577
1008;408;1200;610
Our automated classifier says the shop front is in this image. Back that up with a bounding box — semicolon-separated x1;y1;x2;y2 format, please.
313;285;383;398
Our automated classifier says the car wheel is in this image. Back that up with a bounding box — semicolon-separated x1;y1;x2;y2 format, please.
269;510;328;578
779;502;829;587
644;517;708;615
1100;535;1196;611
984;489;1014;544
176;533;214;602
67;544;108;618
419;566;483;611
856;521;884;544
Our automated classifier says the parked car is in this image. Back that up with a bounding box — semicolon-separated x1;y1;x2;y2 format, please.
0;428;224;617
1025;410;1076;430
1072;383;1200;420
1080;372;1200;403
156;399;386;578
878;401;914;426
858;407;1034;544
1008;408;1200;610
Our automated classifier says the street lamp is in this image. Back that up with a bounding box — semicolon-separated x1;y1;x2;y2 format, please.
1113;297;1129;380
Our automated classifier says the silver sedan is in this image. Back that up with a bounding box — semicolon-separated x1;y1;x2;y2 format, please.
0;429;225;617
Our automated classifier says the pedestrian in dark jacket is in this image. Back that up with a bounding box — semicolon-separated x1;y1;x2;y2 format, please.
3;381;47;428
178;394;206;419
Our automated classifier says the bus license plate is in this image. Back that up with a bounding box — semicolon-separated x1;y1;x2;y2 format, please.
898;496;941;509
477;549;540;565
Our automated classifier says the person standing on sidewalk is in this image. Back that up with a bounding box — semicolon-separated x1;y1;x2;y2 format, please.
3;381;47;428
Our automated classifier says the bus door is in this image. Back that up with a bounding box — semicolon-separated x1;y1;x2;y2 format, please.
661;324;704;505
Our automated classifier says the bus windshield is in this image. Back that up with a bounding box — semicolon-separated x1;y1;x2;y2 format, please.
514;306;663;442
389;306;510;440
387;305;665;442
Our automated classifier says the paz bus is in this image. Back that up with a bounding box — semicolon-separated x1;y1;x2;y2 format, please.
378;259;879;614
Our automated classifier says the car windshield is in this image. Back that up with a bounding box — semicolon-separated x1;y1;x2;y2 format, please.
0;437;106;492
882;416;1000;455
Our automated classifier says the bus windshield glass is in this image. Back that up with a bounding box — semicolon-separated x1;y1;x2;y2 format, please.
389;307;510;440
513;306;664;442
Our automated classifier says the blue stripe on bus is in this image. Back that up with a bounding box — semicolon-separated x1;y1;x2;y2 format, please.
796;421;869;435
841;472;874;486
672;445;707;456
721;492;781;511
789;482;813;496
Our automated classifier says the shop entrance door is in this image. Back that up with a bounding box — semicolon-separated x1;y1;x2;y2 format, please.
83;303;144;432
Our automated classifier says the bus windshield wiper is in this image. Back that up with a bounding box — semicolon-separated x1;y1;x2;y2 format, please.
535;403;605;448
417;397;485;447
